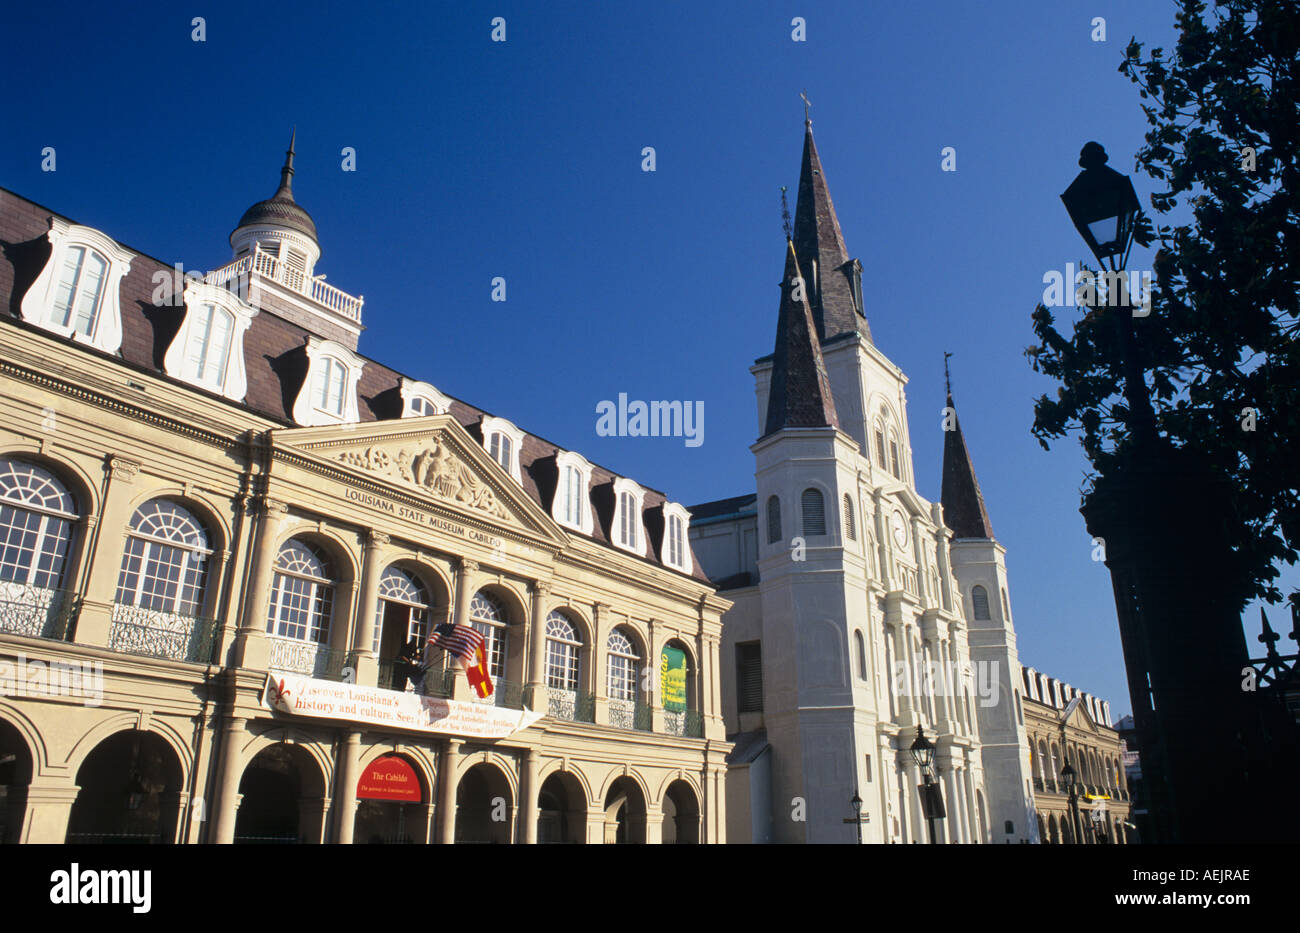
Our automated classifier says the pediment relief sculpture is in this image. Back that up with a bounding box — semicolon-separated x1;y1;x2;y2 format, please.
335;438;511;520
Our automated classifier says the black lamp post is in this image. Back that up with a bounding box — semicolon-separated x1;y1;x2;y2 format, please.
910;724;942;845
1056;142;1272;843
1060;762;1082;846
845;792;865;844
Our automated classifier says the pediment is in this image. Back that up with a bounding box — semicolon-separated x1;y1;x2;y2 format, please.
1062;696;1099;733
270;415;564;543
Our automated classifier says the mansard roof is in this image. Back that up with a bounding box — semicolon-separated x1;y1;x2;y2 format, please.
0;185;707;582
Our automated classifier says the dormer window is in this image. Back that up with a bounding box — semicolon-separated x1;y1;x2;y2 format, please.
400;378;451;418
552;451;593;534
292;337;364;426
480;416;524;484
611;479;645;555
662;502;693;574
164;282;257;401
21;218;133;354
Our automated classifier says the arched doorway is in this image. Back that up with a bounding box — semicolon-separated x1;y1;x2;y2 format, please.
0;719;33;844
537;771;586;843
66;730;183;843
354;754;427;843
603;776;646;844
455;762;513;844
234;743;326;844
661;780;699;844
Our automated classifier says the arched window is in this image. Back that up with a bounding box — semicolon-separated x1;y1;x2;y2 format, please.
667;512;686;568
854;630;868;680
607;629;640;701
183;303;235;387
1015;690;1024;724
266;539;334;642
559;464;583;526
842;494;856;541
115;499;211;616
873;418;887;467
0;457;77;590
312;356;347;415
617;491;639;549
971;585;991;621
1001;587;1010;619
888;432;902;479
766;495;782;544
488;432;513;471
374;565;430;649
469;590;508;679
545;610;581;691
801;488;826;537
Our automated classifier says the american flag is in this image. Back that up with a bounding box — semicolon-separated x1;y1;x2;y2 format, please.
428;623;493;698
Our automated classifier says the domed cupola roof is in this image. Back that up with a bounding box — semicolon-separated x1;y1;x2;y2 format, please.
232;129;318;244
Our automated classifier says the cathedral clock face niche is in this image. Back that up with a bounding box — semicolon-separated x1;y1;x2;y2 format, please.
891;510;908;548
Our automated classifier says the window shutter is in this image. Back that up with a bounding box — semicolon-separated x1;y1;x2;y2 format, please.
801;488;825;536
737;642;763;713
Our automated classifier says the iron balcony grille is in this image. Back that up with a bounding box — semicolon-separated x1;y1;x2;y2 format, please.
108;603;218;663
0;583;78;641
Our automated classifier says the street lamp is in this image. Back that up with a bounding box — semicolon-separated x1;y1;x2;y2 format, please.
910;724;943;844
845;792;866;845
1061;762;1082;846
1060;141;1141;270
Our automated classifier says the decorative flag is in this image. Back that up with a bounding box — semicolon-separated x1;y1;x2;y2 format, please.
428;623;494;698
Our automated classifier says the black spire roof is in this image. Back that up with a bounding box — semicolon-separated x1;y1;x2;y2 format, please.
940;371;995;539
233;129;319;243
763;239;841;438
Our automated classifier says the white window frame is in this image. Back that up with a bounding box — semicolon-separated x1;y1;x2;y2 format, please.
661;501;693;574
611;478;646;556
551;450;593;534
163;281;257;401
400;377;451;418
21;218;134;353
480;416;524;484
292;337;365;426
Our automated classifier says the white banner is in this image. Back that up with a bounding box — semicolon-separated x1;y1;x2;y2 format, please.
263;674;543;739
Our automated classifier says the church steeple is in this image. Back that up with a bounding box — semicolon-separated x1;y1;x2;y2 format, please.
941;360;995;539
792;113;872;345
763;239;840;437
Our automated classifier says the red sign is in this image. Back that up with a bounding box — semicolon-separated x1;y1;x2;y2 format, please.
357;755;422;802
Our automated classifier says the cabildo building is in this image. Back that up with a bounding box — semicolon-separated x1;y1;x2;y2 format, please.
0;137;730;844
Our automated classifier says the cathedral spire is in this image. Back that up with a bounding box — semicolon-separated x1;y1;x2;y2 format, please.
941;361;995;539
792;113;872;344
275;127;298;200
763;239;840;438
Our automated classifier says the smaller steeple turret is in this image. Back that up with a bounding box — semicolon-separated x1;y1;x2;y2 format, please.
763;239;841;438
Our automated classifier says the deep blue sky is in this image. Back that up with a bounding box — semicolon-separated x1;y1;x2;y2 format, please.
5;1;1279;718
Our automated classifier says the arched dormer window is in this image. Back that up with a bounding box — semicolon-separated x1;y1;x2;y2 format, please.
480;416;524;484
800;488;826;537
21;218;134;353
842;494;856;541
164;282;257;401
612;478;645;555
766;495;782;544
971;585;991;621
292;337;364;426
662;502;693;574
399;378;451;417
552;451;593;534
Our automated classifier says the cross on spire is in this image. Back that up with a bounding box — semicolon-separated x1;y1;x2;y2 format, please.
800;89;811;125
944;351;953;400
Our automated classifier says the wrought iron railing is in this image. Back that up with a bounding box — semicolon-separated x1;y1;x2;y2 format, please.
108;603;218;663
546;688;595;723
267;636;349;681
608;698;651;731
663;708;704;738
470;677;525;711
378;660;456;697
0;583;78;641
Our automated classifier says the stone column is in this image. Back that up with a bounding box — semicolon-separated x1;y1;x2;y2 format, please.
235;498;289;671
210;716;247;843
527;582;550;711
643;805;664;844
333;730;361;844
299;796;330;844
352;531;389;687
520;747;540;845
963;764;980;842
417;802;437;844
901;758;925;843
160;790;190;844
18;779;80;843
592;602;610;725
436;739;461;844
73;455;142;647
586;806;608;844
941;766;961;843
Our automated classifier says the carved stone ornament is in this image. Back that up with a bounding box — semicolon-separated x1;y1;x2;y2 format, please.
336;438;511;519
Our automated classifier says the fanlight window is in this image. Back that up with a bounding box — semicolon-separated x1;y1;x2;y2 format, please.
545;610;581;691
766;496;782;544
266;539;335;642
607;629;640;702
801;488;826;537
374;566;430;650
469;590;508;678
116;499;211;616
972;585;991;621
0;457;77;589
51;245;108;337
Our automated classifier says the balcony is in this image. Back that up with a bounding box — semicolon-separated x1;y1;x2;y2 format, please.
608;698;651;731
469;677;526;711
0;583;78;641
205;244;363;323
546;688;595;723
109;603;218;663
663;708;704;738
267;636;349;681
378;661;455;697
